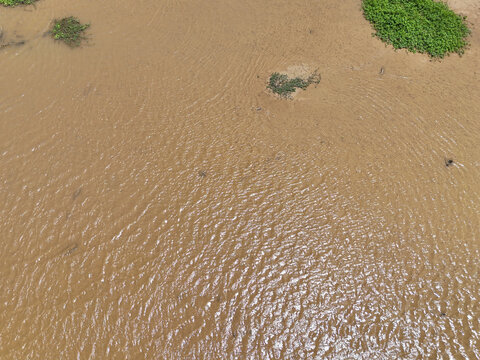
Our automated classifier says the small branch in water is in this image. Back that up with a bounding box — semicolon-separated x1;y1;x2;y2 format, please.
0;40;25;49
445;158;454;167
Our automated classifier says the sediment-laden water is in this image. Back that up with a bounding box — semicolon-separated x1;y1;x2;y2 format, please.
1;0;479;358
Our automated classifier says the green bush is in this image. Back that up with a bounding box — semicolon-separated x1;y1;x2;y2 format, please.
362;0;470;57
51;17;90;47
0;0;36;6
268;71;320;98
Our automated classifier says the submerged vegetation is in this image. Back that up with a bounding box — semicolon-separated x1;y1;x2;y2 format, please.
267;71;320;98
362;0;470;58
0;0;36;6
51;17;89;47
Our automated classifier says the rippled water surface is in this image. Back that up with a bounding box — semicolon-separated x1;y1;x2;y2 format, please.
1;0;480;358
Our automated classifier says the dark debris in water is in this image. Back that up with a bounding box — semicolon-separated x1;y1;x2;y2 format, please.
61;243;78;257
0;39;26;50
72;187;82;200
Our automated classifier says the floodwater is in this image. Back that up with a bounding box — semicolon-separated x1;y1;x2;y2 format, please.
1;0;479;358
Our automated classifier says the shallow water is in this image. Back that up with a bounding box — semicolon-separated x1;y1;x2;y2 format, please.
1;0;479;358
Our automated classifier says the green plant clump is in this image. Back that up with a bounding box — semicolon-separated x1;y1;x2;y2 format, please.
268;71;320;98
362;0;470;58
51;17;90;47
0;0;36;6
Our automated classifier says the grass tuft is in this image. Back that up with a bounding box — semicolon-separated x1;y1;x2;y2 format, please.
362;0;470;58
51;17;89;47
267;71;320;98
0;0;36;6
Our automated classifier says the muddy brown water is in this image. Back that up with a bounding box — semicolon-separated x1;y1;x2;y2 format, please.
1;0;480;358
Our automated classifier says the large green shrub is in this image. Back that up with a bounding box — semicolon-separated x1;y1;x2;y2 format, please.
362;0;470;57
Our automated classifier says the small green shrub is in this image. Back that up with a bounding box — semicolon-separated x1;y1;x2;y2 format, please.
0;0;36;6
268;71;320;98
51;17;90;47
362;0;470;58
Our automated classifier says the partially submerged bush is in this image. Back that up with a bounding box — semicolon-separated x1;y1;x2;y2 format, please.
51;17;89;47
0;0;36;6
268;71;320;98
362;0;470;58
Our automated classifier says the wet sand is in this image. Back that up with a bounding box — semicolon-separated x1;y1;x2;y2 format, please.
1;0;479;358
